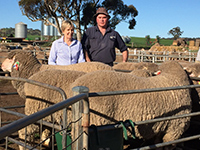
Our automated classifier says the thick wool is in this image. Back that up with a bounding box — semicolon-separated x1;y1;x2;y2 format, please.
113;62;159;73
3;50;114;98
129;69;152;77
20;68;150;147
181;62;200;114
19;69;86;147
24;69;86;115
174;60;194;69
69;61;192;143
183;63;200;77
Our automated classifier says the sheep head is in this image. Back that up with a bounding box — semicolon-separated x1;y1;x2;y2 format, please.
1;50;42;99
2;50;41;77
157;61;190;81
1;57;15;72
184;63;200;78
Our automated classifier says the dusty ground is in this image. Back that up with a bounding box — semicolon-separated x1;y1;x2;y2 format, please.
0;79;25;150
0;80;25;121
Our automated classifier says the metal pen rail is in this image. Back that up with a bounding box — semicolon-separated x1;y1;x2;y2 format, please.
1;75;200;149
0;76;68;149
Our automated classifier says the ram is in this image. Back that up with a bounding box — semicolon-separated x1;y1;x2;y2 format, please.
68;61;192;149
1;50;114;98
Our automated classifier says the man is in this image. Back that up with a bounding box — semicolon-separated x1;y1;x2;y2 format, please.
81;7;128;66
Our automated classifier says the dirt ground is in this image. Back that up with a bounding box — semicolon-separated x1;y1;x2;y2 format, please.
0;80;25;122
0;80;25;150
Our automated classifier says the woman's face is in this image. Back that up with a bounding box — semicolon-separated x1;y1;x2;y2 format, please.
63;26;74;39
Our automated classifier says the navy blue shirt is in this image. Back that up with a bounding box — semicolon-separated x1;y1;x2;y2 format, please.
81;26;127;64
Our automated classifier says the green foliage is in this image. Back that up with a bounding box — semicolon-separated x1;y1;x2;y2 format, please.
156;35;160;44
27;34;40;40
159;39;174;46
0;27;41;40
102;0;138;30
145;35;151;45
168;26;183;40
126;37;174;49
81;2;96;28
18;0;138;40
0;27;15;37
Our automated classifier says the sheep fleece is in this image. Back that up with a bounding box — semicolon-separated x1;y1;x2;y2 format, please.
69;61;192;142
4;50;114;98
24;69;86;121
113;61;158;73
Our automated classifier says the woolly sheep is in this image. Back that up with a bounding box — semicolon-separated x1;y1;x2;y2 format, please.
174;60;194;69
19;68;151;148
19;69;86;149
129;69;152;77
1;50;114;98
152;61;200;123
20;68;151;148
18;61;192;149
183;63;200;78
181;62;200;114
1;50;114;148
68;61;192;148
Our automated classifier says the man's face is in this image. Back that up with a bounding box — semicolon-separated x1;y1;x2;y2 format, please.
96;14;109;28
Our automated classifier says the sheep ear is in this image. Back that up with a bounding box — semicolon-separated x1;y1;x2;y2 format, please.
153;70;161;75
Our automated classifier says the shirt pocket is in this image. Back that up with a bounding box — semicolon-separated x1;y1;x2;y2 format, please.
108;35;116;48
89;37;99;49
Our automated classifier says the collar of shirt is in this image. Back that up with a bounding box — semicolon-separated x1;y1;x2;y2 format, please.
57;36;77;47
95;26;112;34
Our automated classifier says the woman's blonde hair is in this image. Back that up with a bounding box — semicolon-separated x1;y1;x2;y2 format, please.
61;20;74;32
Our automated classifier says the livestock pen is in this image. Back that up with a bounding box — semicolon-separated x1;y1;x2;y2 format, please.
116;49;197;64
1;76;200;149
0;48;198;67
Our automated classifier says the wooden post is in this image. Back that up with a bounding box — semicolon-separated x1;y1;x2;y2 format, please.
71;86;89;150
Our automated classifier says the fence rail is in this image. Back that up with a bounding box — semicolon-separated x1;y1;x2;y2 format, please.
0;49;198;67
1;76;200;149
0;49;50;66
116;49;197;63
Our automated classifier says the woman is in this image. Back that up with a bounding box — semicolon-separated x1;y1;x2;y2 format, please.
48;20;85;65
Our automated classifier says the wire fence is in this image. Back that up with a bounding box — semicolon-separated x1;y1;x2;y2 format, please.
1;76;200;149
116;49;197;63
0;49;198;67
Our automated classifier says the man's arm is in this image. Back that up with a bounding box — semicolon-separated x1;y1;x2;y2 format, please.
84;50;91;62
122;50;128;62
81;31;91;62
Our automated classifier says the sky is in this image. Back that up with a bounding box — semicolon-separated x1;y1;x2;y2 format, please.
0;0;200;38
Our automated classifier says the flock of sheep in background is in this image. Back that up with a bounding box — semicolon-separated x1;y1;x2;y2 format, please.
1;49;200;149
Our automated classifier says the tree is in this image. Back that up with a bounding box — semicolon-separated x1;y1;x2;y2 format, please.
145;35;150;45
18;0;138;41
168;26;183;40
156;35;160;44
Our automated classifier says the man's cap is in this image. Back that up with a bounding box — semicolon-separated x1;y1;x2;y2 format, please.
93;7;110;18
